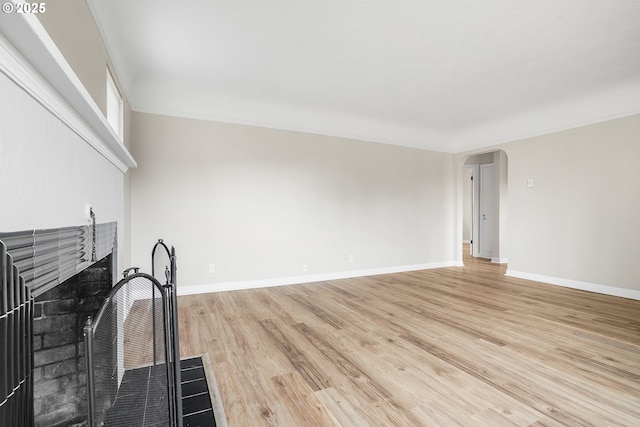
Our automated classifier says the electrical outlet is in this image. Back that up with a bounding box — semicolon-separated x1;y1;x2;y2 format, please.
348;254;354;263
208;263;215;274
302;263;308;272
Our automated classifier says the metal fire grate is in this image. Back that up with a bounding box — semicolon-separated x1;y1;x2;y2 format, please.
85;273;170;426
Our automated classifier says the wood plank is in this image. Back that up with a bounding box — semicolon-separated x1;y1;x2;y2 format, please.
315;387;369;426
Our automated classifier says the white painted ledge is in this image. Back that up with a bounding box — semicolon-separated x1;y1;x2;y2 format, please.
0;6;136;172
177;261;463;296
506;270;640;301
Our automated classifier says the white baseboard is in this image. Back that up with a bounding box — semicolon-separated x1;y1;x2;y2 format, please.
177;261;462;296
491;257;508;264
505;270;640;301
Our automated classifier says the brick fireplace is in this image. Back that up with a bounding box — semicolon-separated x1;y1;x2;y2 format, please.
0;223;117;427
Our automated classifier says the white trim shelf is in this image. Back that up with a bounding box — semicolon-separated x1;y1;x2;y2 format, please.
0;5;136;173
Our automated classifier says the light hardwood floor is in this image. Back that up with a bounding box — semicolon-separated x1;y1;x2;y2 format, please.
178;248;640;426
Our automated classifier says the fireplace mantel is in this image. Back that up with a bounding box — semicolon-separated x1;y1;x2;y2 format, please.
0;222;116;298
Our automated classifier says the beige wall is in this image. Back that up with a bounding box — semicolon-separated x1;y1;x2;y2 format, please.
130;112;456;288
502;114;640;291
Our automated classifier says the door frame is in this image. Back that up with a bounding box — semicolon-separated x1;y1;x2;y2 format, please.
469;164;480;257
460;150;508;265
479;163;496;259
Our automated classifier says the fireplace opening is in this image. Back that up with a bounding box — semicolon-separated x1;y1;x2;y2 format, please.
33;254;113;427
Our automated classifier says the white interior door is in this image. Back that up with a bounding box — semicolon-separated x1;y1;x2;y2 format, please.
479;163;495;258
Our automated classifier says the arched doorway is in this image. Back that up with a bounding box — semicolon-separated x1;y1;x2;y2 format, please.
462;150;508;264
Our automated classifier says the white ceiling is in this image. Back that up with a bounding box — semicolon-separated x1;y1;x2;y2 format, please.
88;0;640;152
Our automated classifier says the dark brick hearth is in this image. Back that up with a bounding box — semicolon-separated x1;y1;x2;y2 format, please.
32;255;113;427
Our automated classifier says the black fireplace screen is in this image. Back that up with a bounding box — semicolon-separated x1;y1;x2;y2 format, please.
84;242;182;427
84;273;170;426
